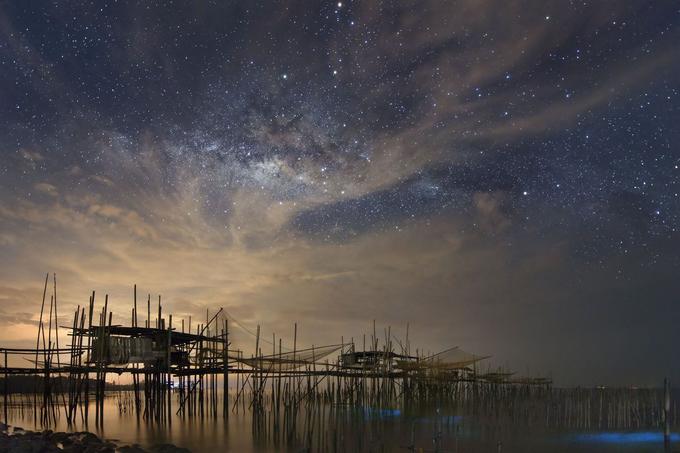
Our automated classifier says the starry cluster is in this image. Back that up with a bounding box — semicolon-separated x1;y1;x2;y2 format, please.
0;2;680;383
1;2;677;262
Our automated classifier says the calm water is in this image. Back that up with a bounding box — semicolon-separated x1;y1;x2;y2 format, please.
4;391;677;452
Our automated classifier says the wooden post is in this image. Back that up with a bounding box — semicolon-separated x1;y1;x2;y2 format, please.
67;307;79;423
52;273;68;420
4;350;7;425
254;325;260;410
85;292;95;425
277;338;282;415
167;314;172;425
76;307;86;421
133;285;141;417
664;378;671;451
223;318;228;418
33;273;49;424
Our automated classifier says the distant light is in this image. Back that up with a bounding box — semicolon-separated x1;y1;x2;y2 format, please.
523;191;528;196
282;74;288;80
337;2;342;7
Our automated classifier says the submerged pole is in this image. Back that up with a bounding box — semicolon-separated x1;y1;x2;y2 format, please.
664;378;671;451
33;273;49;424
4;350;7;425
168;314;172;425
223;318;228;418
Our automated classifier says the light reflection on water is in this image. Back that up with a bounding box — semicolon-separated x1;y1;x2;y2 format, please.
571;431;680;444
3;392;677;452
361;406;402;418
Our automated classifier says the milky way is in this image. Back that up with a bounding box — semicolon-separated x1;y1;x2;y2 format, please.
0;1;679;385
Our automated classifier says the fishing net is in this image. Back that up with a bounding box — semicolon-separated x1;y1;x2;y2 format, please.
233;344;344;371
423;346;489;370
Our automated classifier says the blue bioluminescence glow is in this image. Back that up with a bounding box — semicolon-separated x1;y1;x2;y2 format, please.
572;432;680;444
362;407;401;419
437;415;463;424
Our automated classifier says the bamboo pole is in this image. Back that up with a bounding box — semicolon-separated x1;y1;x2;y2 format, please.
168;314;172;425
33;273;49;424
4;350;7;425
223;318;228;418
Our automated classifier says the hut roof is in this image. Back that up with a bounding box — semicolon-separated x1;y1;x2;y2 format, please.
73;325;219;345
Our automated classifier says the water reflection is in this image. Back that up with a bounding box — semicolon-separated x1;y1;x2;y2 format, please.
572;432;680;444
3;391;678;452
361;407;401;419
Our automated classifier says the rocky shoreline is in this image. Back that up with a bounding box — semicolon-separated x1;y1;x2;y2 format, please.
0;424;191;453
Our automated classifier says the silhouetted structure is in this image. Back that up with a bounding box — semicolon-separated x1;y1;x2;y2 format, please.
0;274;552;430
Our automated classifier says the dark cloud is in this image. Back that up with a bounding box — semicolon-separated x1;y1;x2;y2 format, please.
292;163;520;240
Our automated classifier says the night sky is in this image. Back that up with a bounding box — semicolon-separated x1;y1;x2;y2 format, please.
1;1;679;386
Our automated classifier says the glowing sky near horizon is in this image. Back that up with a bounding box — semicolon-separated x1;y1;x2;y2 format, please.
0;1;679;385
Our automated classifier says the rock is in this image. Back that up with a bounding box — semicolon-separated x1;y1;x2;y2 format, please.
62;444;86;453
117;446;147;453
79;432;102;444
50;431;72;444
0;428;188;453
150;444;191;453
7;442;32;453
7;437;59;453
90;446;115;453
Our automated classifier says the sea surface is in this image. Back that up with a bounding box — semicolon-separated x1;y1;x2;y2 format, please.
4;391;677;452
